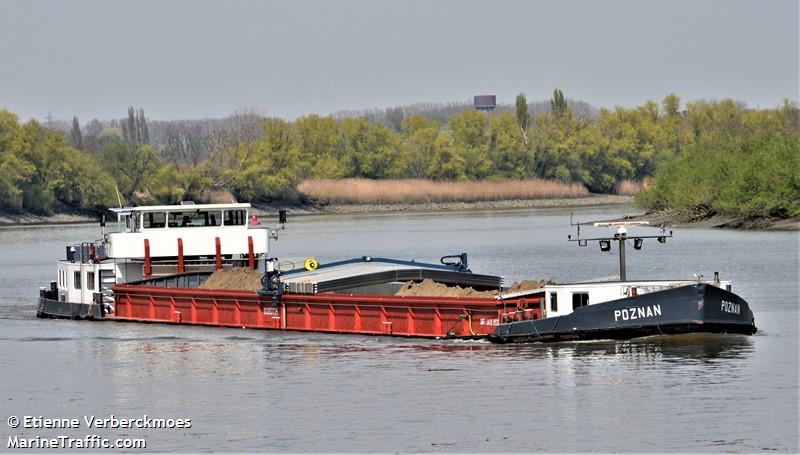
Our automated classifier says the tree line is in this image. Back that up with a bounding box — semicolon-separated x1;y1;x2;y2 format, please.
635;99;798;218
0;91;797;219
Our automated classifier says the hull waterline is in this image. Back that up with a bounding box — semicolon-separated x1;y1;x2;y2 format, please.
490;284;756;343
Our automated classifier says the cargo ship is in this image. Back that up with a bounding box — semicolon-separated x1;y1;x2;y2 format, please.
37;205;756;341
37;203;533;338
37;202;267;320
489;221;757;343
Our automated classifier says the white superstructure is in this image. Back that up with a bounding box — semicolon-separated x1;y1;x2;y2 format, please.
539;279;731;318
497;277;731;320
52;203;269;311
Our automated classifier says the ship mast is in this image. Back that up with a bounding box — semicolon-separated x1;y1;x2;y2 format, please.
568;218;673;282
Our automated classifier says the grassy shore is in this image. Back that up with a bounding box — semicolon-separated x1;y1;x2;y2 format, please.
0;212;97;226
3;174;794;230
259;194;634;216
297;178;588;204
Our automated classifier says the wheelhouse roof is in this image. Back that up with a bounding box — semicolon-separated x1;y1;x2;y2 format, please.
109;203;251;214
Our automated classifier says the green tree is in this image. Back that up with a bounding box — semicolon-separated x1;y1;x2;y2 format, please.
341;118;401;179
151;162;214;204
550;88;569;118
294;115;345;178
122;106;149;149
426;130;466;180
489;112;530;178
0;111;35;210
211;118;306;202
449;109;491;179
515;93;531;146
638;99;800;218
662;93;681;117
70;116;82;150
401;115;440;178
97;131;159;200
0;111;116;213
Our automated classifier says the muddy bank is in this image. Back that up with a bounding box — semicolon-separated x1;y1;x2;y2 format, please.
617;209;800;231
5;196;794;231
0;211;96;226
1;195;633;226
254;194;634;216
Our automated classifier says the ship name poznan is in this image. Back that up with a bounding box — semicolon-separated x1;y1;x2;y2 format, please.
614;304;662;322
721;300;741;314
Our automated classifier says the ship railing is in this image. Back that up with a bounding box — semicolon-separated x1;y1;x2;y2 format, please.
126;256;254;276
126;271;213;289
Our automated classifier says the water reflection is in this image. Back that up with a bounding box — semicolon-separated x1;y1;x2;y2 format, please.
1;210;797;452
631;333;754;360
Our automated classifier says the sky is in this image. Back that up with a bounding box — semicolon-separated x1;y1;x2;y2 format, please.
0;0;797;122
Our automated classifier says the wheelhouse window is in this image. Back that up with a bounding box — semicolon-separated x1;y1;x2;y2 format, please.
572;292;589;310
143;212;166;229
121;214;133;233
550;292;558;312
168;210;223;228
73;271;82;290
224;209;247;226
86;272;95;291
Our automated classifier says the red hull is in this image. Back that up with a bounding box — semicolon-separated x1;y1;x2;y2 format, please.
111;285;541;338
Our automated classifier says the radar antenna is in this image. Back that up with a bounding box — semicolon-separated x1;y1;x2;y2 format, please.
568;215;673;281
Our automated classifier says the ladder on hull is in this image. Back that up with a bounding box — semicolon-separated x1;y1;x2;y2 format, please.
99;269;116;312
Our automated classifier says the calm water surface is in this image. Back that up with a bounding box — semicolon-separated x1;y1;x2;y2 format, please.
1;206;798;452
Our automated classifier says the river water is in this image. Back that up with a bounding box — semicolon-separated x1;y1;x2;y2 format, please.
1;205;797;452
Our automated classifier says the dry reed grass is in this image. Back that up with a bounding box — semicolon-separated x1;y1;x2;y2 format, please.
615;178;650;196
298;178;589;204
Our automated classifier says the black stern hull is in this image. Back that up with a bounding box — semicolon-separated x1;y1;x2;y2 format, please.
36;291;105;320
490;284;756;343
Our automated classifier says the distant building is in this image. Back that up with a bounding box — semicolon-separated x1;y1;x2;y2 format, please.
473;94;497;112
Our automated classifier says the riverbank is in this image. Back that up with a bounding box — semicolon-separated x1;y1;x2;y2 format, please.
617;208;800;231
4;195;797;231
255;194;634;216
0;195;632;226
0;212;97;226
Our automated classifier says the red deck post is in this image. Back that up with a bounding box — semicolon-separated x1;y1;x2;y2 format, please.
215;237;222;270
235;299;242;326
177;238;184;273
381;306;391;334
247;236;255;269
144;239;151;278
